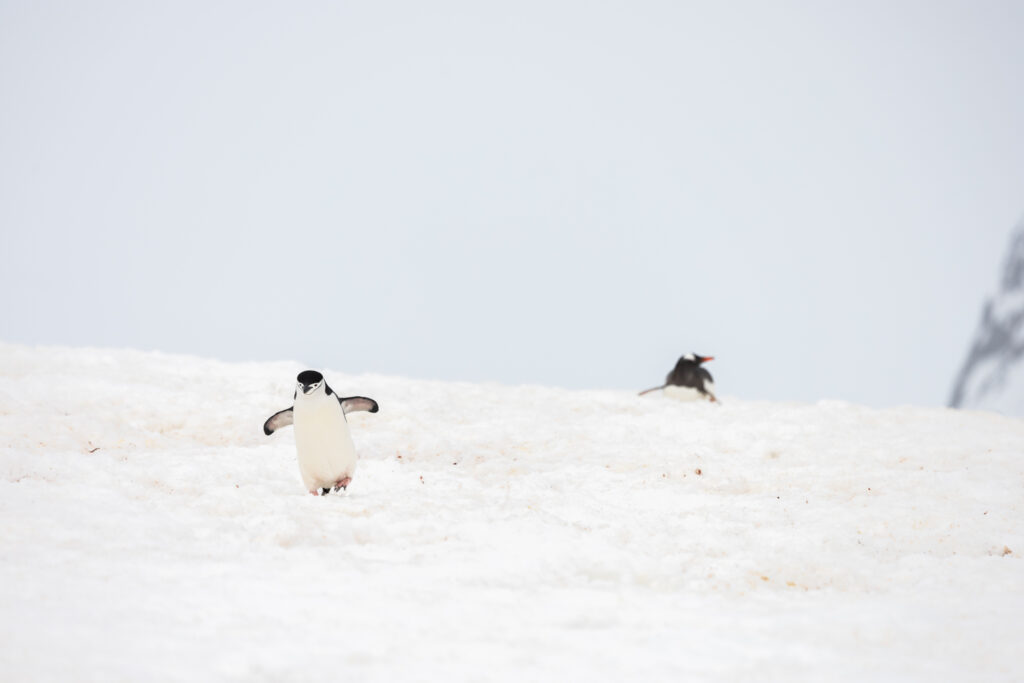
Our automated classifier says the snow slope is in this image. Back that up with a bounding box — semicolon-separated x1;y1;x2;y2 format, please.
1;343;1022;682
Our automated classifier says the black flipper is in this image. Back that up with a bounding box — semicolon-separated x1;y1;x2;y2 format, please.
263;407;294;435
338;396;379;415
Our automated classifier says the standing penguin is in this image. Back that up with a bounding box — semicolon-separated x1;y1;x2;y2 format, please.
639;353;718;402
263;370;379;495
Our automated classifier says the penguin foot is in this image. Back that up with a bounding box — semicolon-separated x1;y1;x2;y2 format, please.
320;487;331;496
333;476;352;492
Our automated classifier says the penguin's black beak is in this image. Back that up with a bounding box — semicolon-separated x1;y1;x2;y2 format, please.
299;382;319;395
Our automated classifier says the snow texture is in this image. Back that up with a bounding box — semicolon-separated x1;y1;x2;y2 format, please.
951;219;1024;415
2;343;1022;682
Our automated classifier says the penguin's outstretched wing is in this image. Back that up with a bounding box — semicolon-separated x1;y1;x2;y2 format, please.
263;408;294;435
338;396;379;414
697;367;719;403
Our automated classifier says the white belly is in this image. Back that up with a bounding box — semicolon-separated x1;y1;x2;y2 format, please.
293;398;357;492
664;382;715;402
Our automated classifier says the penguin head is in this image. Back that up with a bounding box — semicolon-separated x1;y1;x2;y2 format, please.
296;370;325;396
681;353;714;365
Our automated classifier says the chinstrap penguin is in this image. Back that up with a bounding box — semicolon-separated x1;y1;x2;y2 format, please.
264;370;379;495
639;353;718;402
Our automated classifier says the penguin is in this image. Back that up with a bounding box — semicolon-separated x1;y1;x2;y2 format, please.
263;370;379;495
639;353;718;402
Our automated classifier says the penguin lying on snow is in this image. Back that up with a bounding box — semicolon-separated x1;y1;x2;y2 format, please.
640;353;718;402
264;370;379;495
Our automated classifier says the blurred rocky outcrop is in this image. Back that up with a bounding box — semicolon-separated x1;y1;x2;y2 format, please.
949;220;1024;415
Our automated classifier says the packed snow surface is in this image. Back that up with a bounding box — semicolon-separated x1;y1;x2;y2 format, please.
1;344;1022;682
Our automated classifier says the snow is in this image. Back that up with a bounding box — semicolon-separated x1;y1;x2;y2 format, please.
1;343;1022;681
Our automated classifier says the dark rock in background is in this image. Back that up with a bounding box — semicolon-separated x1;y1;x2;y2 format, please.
950;220;1024;415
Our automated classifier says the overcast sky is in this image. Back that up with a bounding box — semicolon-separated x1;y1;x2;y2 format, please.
2;1;1023;407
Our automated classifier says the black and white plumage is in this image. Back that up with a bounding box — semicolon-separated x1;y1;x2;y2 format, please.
263;370;379;495
639;353;718;402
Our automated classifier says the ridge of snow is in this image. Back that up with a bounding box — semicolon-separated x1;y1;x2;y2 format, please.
1;343;1022;681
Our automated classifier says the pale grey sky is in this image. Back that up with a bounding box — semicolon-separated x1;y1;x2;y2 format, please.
2;1;1023;407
